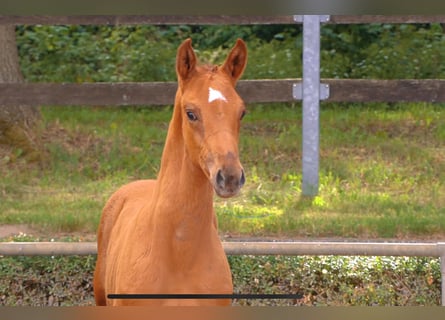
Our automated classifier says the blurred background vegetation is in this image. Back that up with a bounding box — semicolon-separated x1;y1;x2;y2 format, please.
16;23;445;82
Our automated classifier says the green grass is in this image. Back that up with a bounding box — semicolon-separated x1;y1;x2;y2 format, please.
1;102;444;239
1;103;444;307
217;102;445;238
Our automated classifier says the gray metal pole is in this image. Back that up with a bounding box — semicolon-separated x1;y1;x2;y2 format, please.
0;241;97;256
439;242;445;306
0;241;442;257
439;243;445;306
301;15;321;196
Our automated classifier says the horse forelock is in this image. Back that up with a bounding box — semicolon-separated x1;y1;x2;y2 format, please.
199;64;218;73
183;64;230;93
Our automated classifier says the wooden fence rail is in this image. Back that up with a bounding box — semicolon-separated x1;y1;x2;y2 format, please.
1;15;445;25
1;79;444;106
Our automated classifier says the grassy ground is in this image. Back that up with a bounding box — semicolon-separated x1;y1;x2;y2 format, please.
1;102;444;306
1;102;444;238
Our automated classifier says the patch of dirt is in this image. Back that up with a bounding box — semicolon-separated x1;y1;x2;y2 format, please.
0;224;97;241
0;224;36;238
222;232;445;243
1;223;443;243
42;120;110;157
0;121;110;173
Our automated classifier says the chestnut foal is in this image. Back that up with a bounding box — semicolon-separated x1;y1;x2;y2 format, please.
93;38;248;306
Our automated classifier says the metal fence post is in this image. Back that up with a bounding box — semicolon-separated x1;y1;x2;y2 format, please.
439;243;445;306
441;255;445;306
298;15;329;196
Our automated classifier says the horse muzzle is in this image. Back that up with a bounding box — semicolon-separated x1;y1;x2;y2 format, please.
201;133;245;198
213;166;245;198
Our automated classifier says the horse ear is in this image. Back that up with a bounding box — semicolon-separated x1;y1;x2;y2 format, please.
222;39;248;85
176;38;197;84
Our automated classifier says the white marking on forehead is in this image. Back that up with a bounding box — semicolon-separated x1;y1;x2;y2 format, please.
208;87;227;103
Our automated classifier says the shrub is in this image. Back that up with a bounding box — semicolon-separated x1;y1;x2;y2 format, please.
16;23;445;82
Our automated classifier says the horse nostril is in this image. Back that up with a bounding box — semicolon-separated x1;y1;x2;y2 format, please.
216;169;246;189
216;169;225;188
240;170;246;187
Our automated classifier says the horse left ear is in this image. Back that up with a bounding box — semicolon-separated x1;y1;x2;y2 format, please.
222;39;248;85
176;38;197;85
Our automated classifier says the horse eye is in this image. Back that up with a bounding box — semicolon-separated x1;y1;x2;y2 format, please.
240;110;247;120
186;110;198;121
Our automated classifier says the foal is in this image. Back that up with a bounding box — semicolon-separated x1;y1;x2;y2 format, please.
93;38;248;306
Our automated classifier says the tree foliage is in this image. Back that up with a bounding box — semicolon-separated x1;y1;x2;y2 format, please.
16;23;445;83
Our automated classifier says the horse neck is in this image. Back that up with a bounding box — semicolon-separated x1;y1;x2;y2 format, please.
149;94;215;240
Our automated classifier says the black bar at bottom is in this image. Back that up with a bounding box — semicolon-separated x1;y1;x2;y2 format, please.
108;293;303;300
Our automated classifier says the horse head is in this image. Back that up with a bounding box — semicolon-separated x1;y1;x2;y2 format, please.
175;38;248;198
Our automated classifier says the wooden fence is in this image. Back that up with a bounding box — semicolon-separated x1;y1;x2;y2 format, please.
1;79;445;106
1;15;445;25
0;15;445;107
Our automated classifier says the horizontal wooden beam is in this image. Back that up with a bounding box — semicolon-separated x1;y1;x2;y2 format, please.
0;15;294;26
1;79;444;107
325;79;445;103
329;15;445;24
1;15;444;26
0;82;179;106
